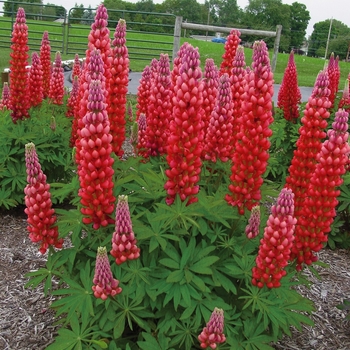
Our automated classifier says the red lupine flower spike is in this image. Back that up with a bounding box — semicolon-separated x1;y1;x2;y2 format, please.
66;75;79;119
338;79;350;113
77;76;115;229
92;247;122;300
29;52;44;108
292;109;350;270
9;7;30;123
136;65;152;120
201;58;219;152
146;53;172;156
108;18;129;157
110;195;140;265
40;31;51;99
277;50;301;122
230;45;247;148
48;51;65;105
0;82;10;110
24;143;63;254
136;113;148;158
285;70;331;220
245;205;261;239
327;53;340;109
72;53;81;80
164;44;205;205
198;307;226;349
252;188;297;288
204;73;234;162
226;40;274;214
219;29;241;77
171;42;190;87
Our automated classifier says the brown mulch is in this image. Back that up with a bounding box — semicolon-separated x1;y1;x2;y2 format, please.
0;210;350;350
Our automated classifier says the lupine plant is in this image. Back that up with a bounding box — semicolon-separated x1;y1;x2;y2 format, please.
3;7;350;350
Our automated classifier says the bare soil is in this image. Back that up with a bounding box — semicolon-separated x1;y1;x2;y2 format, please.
1;209;350;350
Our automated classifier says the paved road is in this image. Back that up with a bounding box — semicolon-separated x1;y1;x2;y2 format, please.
65;70;313;104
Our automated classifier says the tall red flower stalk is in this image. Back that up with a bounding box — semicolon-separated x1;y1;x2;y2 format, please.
245;205;260;239
198;307;226;349
0;82;10;110
225;40;274;215
108;18;129;157
92;247;122;300
9;7;30;123
338;79;350;112
252;188;296;288
219;29;241;77
171;42;189;87
146;53;172;156
40;31;51;99
66;75;79;119
72;53;81;80
164;44;205;205
292;109;350;270
136;65;152;120
77;74;115;229
284;70;331;220
29;52;44;107
136;113;148;157
327;52;340;109
231;45;247;147
110;195;140;265
277;50;301;122
76;4;111;137
48;51;65;105
201;58;219;147
24;143;63;254
204;73;234;162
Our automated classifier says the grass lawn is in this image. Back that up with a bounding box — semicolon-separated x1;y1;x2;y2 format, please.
0;18;349;88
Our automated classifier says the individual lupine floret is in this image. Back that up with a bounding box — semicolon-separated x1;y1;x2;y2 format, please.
110;195;140;265
146;53;172;156
48;52;65;105
136;65;152;120
92;246;122;300
108;18;129;157
285;70;331;220
327;53;340;109
29;52;44;107
66;75;79;119
9;7;30;123
226;40;274;214
77;79;115;229
164;44;205;205
245;205;261;239
198;307;226;349
277;50;301;122
40;31;51;98
252;188;297;288
201;58;219;150
24;143;63;254
204;73;234;162
292;109;350;270
0;82;10;110
219;29;241;77
136;113;148;157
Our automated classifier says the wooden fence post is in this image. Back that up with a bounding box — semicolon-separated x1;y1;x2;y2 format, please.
173;16;182;62
271;25;282;72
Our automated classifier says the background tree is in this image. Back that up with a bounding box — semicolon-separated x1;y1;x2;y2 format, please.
81;7;94;25
69;3;85;24
289;2;310;49
308;19;350;58
242;0;291;51
216;0;243;27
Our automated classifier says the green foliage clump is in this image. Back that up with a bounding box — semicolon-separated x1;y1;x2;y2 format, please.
0;101;73;209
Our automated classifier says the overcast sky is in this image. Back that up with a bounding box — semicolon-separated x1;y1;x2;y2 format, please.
35;0;350;37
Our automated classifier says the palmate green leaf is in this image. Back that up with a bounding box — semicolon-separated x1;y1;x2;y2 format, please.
189;256;219;274
0;186;18;209
159;258;180;269
137;332;163;350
